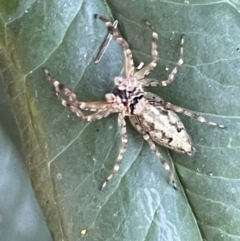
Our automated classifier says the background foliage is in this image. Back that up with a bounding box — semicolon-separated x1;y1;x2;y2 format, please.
0;0;240;241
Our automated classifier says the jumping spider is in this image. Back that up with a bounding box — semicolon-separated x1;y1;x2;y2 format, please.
44;14;225;190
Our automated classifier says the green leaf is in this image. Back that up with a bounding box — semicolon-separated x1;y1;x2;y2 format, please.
1;0;239;241
0;73;52;240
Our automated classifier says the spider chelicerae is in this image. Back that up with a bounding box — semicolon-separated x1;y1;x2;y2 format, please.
44;14;225;190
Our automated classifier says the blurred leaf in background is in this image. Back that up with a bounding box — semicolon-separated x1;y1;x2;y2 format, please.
0;72;52;240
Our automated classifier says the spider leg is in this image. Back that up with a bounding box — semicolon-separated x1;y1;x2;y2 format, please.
61;99;112;121
146;92;226;128
163;102;225;128
134;20;159;79
44;67;77;100
94;14;135;78
141;35;185;87
44;68;111;111
95;20;118;63
101;114;127;190
133;116;177;190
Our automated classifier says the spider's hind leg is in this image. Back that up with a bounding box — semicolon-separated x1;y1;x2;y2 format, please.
145;134;177;189
131;116;177;190
101;114;128;190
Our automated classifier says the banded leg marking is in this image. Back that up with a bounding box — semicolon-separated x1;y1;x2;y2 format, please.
133;117;177;190
44;68;77;102
141;34;185;87
95;20;118;63
94;14;135;77
134;19;159;79
101;114;128;190
44;68;110;112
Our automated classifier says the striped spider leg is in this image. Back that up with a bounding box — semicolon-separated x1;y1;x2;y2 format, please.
94;15;184;87
94;14;135;78
94;14;159;79
94;18;144;70
95;20;118;63
135;33;185;87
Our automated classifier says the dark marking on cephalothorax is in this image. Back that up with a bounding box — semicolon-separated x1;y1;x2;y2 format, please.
129;95;144;114
113;87;144;114
113;88;128;105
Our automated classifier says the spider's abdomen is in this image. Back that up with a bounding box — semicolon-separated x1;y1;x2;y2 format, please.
129;103;194;155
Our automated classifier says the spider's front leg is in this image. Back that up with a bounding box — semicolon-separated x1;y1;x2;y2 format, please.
94;14;135;78
142;34;185;87
44;68;114;121
101;113;128;190
44;68;78;102
134;19;159;80
95;20;118;63
61;100;112;121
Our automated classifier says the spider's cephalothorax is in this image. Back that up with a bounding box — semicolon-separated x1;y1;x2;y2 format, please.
44;14;225;190
112;76;146;115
